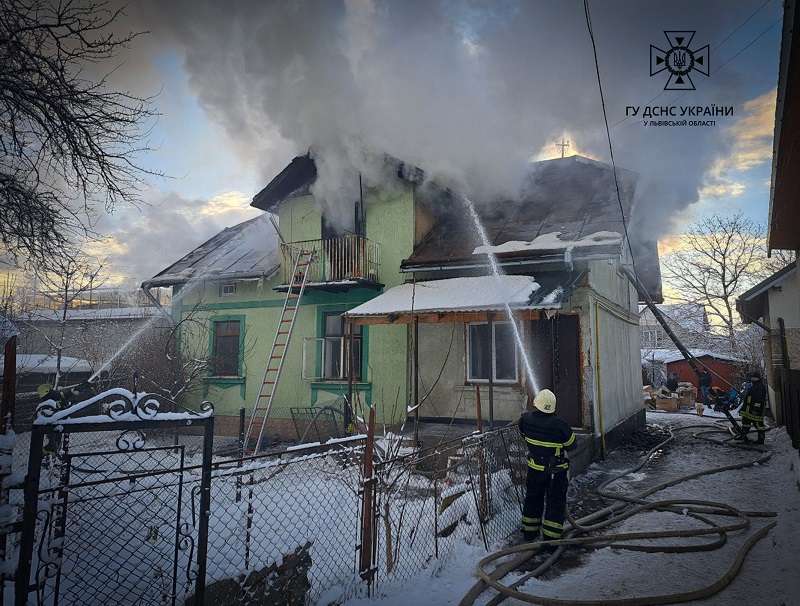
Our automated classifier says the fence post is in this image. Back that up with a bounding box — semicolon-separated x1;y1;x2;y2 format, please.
359;407;376;591
15;427;44;606
194;417;214;605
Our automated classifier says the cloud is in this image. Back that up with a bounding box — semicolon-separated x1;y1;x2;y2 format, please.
700;87;777;201
93;191;260;284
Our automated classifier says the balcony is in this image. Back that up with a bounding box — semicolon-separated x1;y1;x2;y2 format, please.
279;236;382;291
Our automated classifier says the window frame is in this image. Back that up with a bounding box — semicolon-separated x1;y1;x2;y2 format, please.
209;315;244;377
219;282;237;297
318;310;364;381
466;320;519;384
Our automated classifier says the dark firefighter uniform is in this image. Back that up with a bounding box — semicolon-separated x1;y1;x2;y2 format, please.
738;372;767;444
518;389;576;541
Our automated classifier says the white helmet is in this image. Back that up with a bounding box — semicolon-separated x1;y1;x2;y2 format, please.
533;389;557;414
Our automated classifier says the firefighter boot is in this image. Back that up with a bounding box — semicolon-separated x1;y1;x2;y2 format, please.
755;431;765;445
734;427;749;442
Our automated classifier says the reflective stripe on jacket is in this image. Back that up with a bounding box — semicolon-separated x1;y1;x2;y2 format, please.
519;410;576;472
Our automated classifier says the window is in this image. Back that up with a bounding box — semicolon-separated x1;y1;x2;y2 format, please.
642;328;665;349
322;312;362;380
467;322;518;383
219;283;237;297
213;320;241;376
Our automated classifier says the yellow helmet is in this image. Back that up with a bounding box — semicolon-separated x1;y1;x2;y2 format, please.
37;384;53;398
533;389;557;413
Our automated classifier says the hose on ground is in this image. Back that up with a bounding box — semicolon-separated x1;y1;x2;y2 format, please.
460;421;778;606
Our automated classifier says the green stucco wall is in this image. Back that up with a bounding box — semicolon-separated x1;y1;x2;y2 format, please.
175;182;416;431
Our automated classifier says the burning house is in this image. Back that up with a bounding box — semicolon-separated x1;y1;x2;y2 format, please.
145;153;661;470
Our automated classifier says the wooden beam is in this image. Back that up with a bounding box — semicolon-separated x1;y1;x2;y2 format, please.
348;309;544;326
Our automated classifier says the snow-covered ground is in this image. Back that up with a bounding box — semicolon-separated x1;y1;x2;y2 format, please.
342;410;800;606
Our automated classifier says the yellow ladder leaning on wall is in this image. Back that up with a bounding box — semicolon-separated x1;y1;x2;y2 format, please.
245;249;314;454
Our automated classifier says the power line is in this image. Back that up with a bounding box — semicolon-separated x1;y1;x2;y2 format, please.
583;0;638;272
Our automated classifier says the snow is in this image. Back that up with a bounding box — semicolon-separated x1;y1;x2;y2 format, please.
0;353;93;374
472;231;622;255
346;275;541;317
340;411;800;606
642;348;744;365
19;306;161;322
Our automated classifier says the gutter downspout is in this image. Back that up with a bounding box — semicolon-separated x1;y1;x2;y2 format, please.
141;282;175;325
594;300;607;459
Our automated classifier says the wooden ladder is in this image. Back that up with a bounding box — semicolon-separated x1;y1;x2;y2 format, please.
245;249;314;454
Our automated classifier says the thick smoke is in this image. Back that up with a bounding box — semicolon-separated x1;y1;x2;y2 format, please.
127;0;779;238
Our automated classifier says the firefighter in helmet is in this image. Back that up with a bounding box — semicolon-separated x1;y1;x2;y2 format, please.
736;371;767;445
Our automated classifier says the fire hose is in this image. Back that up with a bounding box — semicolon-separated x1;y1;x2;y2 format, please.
460;424;777;606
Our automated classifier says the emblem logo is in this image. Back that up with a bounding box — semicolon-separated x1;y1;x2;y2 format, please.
650;31;709;90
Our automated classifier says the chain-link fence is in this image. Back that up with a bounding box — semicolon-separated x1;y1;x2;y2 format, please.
364;425;527;596
198;439;368;605
6;416;529;605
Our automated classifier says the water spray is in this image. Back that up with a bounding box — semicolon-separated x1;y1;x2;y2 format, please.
458;193;540;396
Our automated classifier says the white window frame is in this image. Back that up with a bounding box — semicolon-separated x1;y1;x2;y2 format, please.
642;328;664;349
219;282;237;297
466;321;519;384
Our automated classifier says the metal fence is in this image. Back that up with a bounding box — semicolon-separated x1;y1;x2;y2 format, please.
4;406;528;605
363;425;527;596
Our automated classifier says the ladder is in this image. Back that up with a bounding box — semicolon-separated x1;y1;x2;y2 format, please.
245;249;314;454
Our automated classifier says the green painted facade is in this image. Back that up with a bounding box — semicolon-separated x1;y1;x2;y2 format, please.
176;182;416;429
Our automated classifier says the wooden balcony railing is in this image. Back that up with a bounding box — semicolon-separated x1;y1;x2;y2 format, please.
281;236;381;284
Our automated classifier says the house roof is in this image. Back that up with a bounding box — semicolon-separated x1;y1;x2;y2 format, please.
143;214;280;288
345;271;585;319
641;349;744;365
736;260;797;322
251;153;425;213
0;353;93;375
639;303;707;333
19;307;162;323
768;0;800;251
401;156;662;301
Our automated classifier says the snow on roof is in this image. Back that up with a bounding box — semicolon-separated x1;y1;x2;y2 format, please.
0;353;93;374
473;231;622;255
346;275;544;317
145;214;280;287
19;306;161;323
641;349;744;365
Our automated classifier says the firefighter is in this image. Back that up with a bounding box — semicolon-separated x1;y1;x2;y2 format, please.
737;371;767;445
519;389;576;542
38;382;93;456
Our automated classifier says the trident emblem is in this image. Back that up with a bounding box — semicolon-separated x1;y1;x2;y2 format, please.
650;31;709;91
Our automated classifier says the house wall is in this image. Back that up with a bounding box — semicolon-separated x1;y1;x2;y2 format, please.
761;276;800;423
580;259;644;447
665;357;743;399
178;182;417;435
415;322;526;426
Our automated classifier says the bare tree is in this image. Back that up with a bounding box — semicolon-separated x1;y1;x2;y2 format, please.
23;253;106;387
1;0;160;263
661;213;793;349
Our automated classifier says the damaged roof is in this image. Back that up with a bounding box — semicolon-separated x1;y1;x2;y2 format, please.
404;155;661;301
405;156;636;265
143;214;280;288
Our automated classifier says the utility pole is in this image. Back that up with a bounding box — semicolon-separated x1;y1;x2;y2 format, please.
555;138;570;158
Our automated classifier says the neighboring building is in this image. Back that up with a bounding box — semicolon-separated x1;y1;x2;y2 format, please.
15;306;168;389
641;349;744;398
736;261;799;426
639;303;709;351
765;0;800;448
146;154;661;472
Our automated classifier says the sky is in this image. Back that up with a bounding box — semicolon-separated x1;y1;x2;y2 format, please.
341;410;800;606
61;0;786;286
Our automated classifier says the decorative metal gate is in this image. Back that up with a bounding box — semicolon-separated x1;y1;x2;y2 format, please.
15;389;214;606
